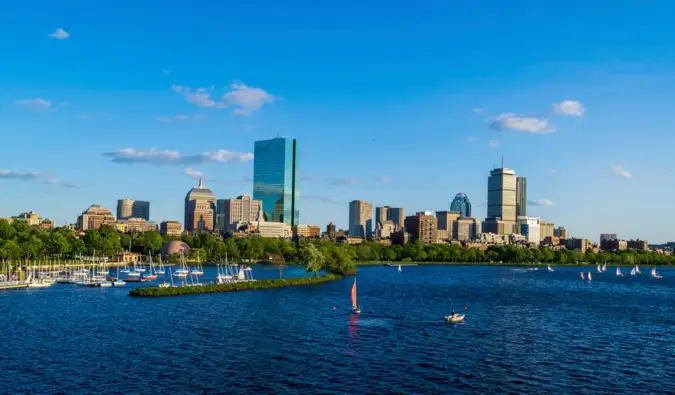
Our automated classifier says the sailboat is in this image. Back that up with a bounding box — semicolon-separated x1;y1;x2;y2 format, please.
602;263;607;272
630;266;637;276
596;264;603;273
398;264;402;273
587;272;593;281
547;264;554;272
174;253;189;278
190;251;204;276
142;254;158;280
580;272;585;280
351;279;360;314
635;265;641;275
651;267;663;279
216;254;233;284
616;267;623;276
155;255;166;275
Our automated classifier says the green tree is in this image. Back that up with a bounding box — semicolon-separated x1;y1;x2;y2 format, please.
47;232;70;256
141;231;164;254
0;219;16;240
301;243;325;277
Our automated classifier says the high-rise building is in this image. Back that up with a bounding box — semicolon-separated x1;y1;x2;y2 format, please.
404;214;438;244
554;226;569;239
486;165;517;234
453;217;480;241
77;204;116;231
436;211;461;239
326;222;336;240
450;193;472;217
389;207;405;229
515;176;527;218
600;233;618;244
216;195;263;233
184;177;216;232
160;221;182;237
375;206;404;230
116;199;150;221
349;200;373;238
253;137;299;226
375;206;390;228
539;220;555;241
519;216;541;244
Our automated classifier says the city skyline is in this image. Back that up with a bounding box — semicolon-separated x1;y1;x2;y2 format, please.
2;1;674;242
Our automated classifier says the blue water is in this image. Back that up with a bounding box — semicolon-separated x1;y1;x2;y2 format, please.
1;265;674;394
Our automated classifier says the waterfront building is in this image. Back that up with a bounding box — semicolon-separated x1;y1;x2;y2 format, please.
627;239;649;251
437;229;449;242
482;217;506;236
601;238;628;251
115;218;157;233
76;204;116;231
253;137;299;226
349;200;373;238
404;213;438;244
565;238;591;252
390;229;409;245
450;193;472;217
554;226;569;239
540;220;555;241
436;211;461;239
519;216;541;244
294;225;321;238
216;195;263;233
116;199;150;221
375;206;390;228
250;221;292;238
326;222;336;240
515;177;527;218
486;165;517;234
160;221;182;237
160;240;190;258
184;177;216;232
454;217;480;241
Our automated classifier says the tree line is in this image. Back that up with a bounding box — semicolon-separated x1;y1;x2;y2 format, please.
0;220;673;270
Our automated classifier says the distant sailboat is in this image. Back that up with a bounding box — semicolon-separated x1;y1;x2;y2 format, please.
588;272;593;281
652;267;663;279
351;279;360;314
602;263;607;272
398;264;402;273
630;266;637;276
616;267;623;277
596;264;603;273
580;272;585;280
635;265;641;275
547;264;554;272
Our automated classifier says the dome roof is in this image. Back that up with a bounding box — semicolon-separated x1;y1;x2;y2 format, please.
160;241;190;257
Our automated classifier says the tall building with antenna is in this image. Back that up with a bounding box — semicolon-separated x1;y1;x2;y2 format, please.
484;158;517;234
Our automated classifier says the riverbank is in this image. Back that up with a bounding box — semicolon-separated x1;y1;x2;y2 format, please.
129;273;344;297
356;261;673;267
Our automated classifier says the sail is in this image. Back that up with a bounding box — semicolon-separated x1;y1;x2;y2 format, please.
616;267;622;276
602;264;607;272
630;267;636;276
351;279;357;308
580;272;585;280
652;268;657;276
238;268;245;281
588;272;593;281
597;264;602;273
635;265;641;274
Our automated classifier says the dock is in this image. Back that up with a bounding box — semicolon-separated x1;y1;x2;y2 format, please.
0;282;28;290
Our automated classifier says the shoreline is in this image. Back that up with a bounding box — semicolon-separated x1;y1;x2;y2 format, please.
129;273;344;297
355;261;672;267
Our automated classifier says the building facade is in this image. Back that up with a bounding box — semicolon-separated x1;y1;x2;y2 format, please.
253;137;299;226
326;222;336;240
77;204;116;231
116;199;150;221
115;218;157;233
389;207;405;229
487;166;517;234
160;221;182;237
250;221;292;238
519;216;541;244
294;225;321;238
600;233;618;244
349;200;373;238
184;177;216;232
554;226;569;239
450;193;472;217
436;211;461;239
540;220;555;241
515;176;527;218
404;214;438;244
216;195;263;233
454;217;480;241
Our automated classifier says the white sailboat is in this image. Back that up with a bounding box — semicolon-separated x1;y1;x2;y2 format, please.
616;267;623;277
651;267;663;279
216;254;233;284
587;272;593;281
155;255;166;275
630;266;637;276
596;264;603;273
580;272;585;280
602;263;607;272
398;264;402;273
635;265;641;275
190;251;204;276
547;264;554;272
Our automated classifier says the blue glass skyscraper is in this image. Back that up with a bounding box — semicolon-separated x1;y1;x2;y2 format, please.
450;193;472;217
253;137;299;226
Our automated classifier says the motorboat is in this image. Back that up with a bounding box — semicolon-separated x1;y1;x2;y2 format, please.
445;314;465;323
112;279;126;286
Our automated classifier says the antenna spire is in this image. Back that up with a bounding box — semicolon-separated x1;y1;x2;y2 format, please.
501;156;504;168
198;176;204;188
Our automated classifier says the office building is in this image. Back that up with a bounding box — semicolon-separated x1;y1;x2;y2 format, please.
515;176;527;218
116;199;150;221
627;239;649;251
375;221;396;239
115;218;157;233
454;217;480;241
294;225;321;238
519;216;541;244
404;214;438;244
540;220;555;241
250;221;292;238
375;206;390;228
253;137;299;226
216;195;263;233
184;177;216;232
349;200;373;238
554;226;569;239
77;204;116;231
436;211;461;237
486;165;517;234
389;207;405;229
450;193;472;217
600;233;618;244
482;217;506;236
601;238;628;251
326;222;336;240
160;221;182;237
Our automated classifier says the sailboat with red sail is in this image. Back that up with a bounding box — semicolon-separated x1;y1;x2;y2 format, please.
351;279;360;314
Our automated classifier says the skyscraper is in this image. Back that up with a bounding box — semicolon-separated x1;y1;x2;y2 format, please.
117;199;150;221
375;206;390;228
486;166;517;234
450;193;472;217
184;177;216;232
216;194;263;233
253;137;299;226
516;176;527;218
349;200;373;238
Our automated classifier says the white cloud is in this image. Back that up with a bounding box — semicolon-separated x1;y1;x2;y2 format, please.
16;98;53;111
528;199;554;207
103;148;253;165
183;168;204;179
490;113;554;134
0;170;43;180
42;179;83;188
464;137;477;143
332;178;358;186
172;82;275;115
611;164;632;179
488;139;501;148
553;100;585;117
48;28;70;40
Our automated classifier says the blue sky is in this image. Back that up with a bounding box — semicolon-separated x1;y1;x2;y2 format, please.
1;0;674;242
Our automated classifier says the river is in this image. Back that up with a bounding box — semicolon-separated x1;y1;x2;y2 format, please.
1;264;673;394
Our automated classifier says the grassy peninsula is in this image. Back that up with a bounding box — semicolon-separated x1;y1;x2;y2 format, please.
129;273;343;297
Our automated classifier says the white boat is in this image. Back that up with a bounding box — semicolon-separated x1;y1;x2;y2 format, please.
547;264;554;272
99;280;113;288
596;264;603;273
588;272;593;281
119;267;130;274
158;282;171;288
630;267;637;276
398;264;402;273
444;314;465;323
27;279;52;288
113;279;126;286
616;267;623;277
155;256;166;275
635;265;641;275
127;270;141;277
651;267;663;279
190;251;204;276
602;263;607;272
